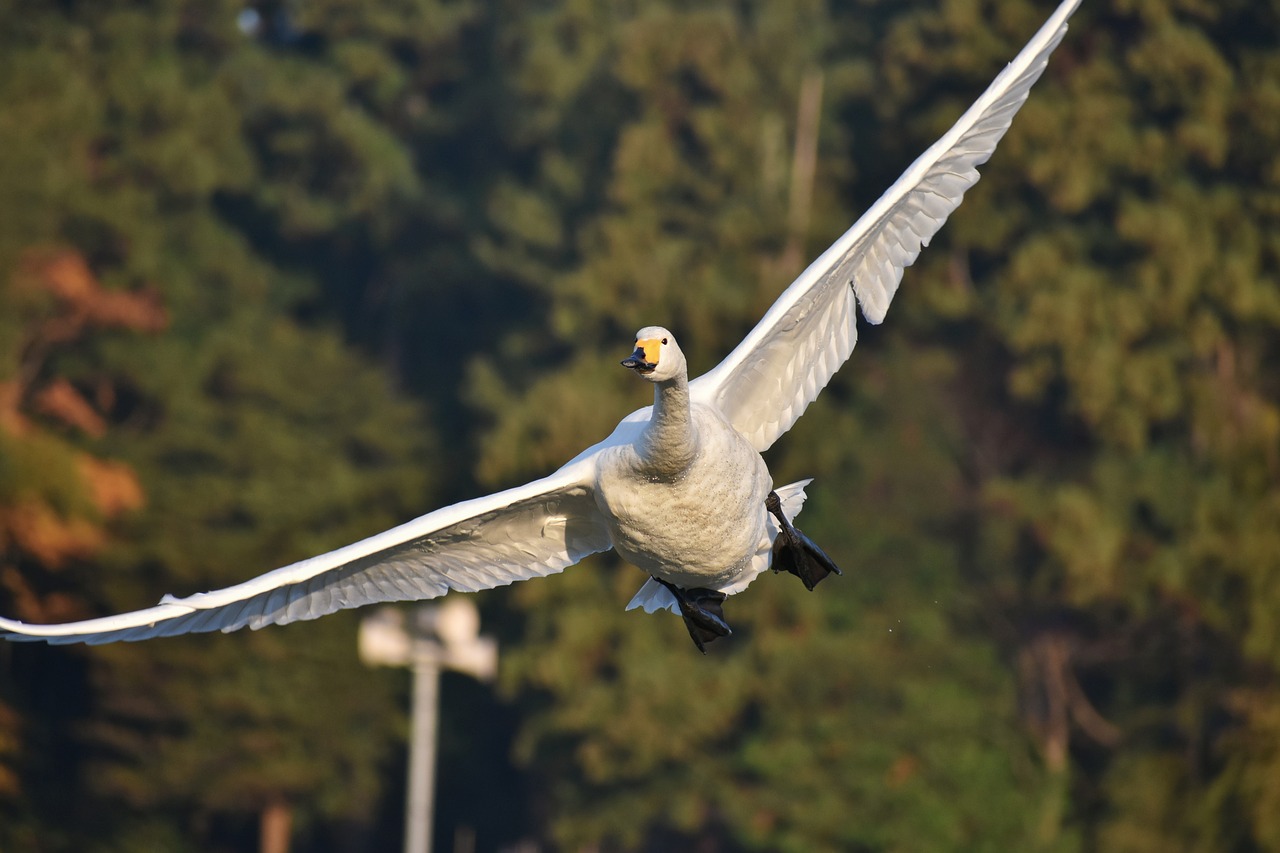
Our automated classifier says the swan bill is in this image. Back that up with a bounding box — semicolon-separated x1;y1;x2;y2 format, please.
620;345;657;374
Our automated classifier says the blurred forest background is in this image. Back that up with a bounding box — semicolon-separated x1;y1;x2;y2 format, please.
1;0;1278;850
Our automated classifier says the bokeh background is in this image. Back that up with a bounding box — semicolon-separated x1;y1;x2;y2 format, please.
2;0;1277;850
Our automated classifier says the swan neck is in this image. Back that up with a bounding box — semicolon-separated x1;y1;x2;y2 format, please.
639;374;696;477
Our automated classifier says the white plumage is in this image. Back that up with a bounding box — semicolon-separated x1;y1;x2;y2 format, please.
0;0;1081;646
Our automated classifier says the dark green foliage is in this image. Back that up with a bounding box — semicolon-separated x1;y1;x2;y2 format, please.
2;0;1278;851
0;1;437;848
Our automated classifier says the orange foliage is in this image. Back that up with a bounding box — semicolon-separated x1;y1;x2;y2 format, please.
885;754;920;789
0;247;157;622
8;248;168;437
0;564;85;624
77;455;145;516
0;451;142;622
33;378;107;438
0;381;26;436
0;502;106;569
0;700;20;798
27;249;168;333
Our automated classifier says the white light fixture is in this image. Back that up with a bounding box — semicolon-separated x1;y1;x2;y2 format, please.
360;599;497;853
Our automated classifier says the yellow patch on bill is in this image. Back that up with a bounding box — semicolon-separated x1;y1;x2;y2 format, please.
637;338;662;365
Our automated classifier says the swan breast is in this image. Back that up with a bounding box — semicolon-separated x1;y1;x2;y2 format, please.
594;404;771;588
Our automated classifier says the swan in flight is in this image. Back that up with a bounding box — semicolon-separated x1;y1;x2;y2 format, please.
1;0;1081;651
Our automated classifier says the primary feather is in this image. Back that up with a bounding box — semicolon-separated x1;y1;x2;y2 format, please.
691;0;1081;451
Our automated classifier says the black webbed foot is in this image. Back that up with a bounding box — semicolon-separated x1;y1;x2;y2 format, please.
654;578;732;654
766;490;844;592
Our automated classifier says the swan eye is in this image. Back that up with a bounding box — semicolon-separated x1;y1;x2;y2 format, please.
662;337;668;345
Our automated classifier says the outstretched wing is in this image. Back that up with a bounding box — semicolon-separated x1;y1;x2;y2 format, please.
690;0;1080;452
0;456;612;645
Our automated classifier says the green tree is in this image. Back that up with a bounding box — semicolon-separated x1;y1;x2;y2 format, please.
4;0;1278;850
0;1;443;848
469;1;1081;849
941;0;1280;848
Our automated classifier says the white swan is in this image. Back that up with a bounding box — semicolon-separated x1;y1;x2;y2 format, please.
0;0;1081;649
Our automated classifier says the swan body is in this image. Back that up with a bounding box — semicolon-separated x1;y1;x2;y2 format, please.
0;0;1082;647
596;329;772;592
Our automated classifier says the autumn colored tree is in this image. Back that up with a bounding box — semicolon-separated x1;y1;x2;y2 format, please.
0;2;441;849
0;250;163;847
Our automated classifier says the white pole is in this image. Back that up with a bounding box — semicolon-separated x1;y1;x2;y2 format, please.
360;603;495;853
406;657;440;853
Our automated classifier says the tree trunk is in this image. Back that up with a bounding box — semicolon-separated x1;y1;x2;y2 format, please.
260;797;293;853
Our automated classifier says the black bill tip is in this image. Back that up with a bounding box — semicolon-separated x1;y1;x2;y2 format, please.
621;347;657;373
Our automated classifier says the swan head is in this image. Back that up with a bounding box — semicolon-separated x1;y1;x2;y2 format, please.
621;326;685;383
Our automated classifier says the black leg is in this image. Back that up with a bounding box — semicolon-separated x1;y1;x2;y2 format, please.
766;491;844;591
653;577;732;654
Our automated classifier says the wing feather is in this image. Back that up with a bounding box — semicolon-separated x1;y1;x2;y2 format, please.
1;457;612;645
691;0;1080;451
